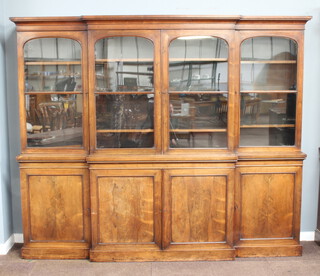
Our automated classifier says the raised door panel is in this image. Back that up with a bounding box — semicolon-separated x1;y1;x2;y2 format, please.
236;166;301;241
241;173;294;239
90;169;161;248
171;175;226;243
98;176;154;243
163;168;234;250
20;166;90;259
28;175;84;241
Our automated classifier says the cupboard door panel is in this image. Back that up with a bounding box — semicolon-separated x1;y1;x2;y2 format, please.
241;173;294;239
163;168;234;249
237;166;301;240
28;175;84;241
98;176;154;243
171;175;227;243
91;169;161;247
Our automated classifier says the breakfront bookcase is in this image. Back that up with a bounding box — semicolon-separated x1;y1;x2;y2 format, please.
10;15;311;261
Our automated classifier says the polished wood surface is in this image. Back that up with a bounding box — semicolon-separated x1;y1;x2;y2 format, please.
11;15;310;261
98;176;154;243
171;175;226;243
20;164;90;259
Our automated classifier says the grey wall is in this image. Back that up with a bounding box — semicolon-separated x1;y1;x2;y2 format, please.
0;0;13;243
1;0;320;235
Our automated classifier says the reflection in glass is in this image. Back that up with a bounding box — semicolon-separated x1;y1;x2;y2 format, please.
97;133;154;148
169;37;228;92
25;94;83;147
170;132;227;148
240;128;295;147
95;37;154;92
170;94;227;129
169;94;227;149
96;94;154;130
24;38;82;93
240;63;296;91
25;65;82;92
241;37;297;61
241;37;297;91
240;37;297;147
240;93;296;125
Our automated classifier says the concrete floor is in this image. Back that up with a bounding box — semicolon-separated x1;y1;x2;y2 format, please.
1;242;320;276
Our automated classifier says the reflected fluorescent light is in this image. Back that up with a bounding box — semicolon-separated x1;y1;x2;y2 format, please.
177;36;212;40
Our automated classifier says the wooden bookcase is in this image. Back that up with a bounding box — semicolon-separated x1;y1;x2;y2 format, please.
11;15;311;261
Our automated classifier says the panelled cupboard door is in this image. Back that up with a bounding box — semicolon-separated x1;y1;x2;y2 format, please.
20;166;90;259
162;168;235;260
90;169;162;261
235;165;303;257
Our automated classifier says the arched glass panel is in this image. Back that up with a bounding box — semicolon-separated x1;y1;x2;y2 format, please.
240;37;297;147
24;38;83;147
95;37;154;148
169;36;228;148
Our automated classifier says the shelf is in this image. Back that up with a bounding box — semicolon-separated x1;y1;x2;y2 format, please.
241;60;296;64
25;61;81;65
25;91;82;94
96;129;154;133
240;124;295;128
95;91;154;94
170;58;228;62
26;74;81;79
240;90;297;94
170;129;227;133
169;90;228;94
116;71;153;76
96;58;153;64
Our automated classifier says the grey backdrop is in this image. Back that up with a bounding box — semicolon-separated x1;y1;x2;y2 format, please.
1;0;320;242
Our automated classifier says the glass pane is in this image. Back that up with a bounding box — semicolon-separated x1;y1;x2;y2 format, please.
97;133;154;148
241;37;297;61
240;37;297;147
25;65;81;92
25;94;83;147
96;94;154;130
24;38;82;92
95;37;154;92
240;128;295;147
170;132;227;148
169;94;227;149
241;37;297;91
169;36;228;92
240;93;296;125
170;94;227;129
240;63;296;91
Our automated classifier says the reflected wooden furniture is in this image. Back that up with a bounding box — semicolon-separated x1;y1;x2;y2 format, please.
11;15;310;261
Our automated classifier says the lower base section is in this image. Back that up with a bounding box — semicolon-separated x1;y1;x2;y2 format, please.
20;241;305;260
315;229;320;245
21;243;90;259
90;244;235;262
235;240;302;257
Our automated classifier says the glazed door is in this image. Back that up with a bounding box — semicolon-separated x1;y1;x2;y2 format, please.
19;32;88;153
161;30;235;153
236;32;304;150
88;30;161;154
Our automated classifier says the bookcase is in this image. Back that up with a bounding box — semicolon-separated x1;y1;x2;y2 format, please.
11;15;310;261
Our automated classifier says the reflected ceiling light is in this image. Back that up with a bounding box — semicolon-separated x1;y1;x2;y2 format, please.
177;36;212;40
